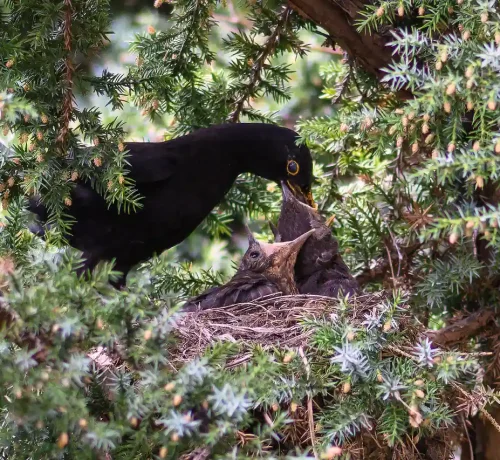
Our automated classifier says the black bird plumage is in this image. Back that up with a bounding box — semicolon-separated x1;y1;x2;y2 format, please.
183;226;315;311
28;123;314;287
272;183;359;298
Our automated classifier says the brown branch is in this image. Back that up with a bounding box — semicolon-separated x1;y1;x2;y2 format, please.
227;6;292;123
453;382;500;436
355;242;422;286
287;0;413;100
56;0;75;150
355;260;389;285
298;346;318;459
427;309;495;347
287;0;392;78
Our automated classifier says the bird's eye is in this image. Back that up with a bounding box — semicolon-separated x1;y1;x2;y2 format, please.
287;160;299;176
250;251;260;258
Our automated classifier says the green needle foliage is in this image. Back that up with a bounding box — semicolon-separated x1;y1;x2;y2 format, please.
299;0;500;318
0;0;144;246
0;210;485;458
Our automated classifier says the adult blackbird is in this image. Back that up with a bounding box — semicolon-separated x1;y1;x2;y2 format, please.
183;226;315;311
28;123;314;287
272;182;359;298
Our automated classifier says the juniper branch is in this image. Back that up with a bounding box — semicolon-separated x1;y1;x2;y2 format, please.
227;6;293;123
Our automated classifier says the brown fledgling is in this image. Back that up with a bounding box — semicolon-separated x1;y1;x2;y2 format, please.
183;226;315;311
272;182;359;298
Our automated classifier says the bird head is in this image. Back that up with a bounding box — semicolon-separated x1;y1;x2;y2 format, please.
273;182;339;278
281;142;315;208
234;124;315;207
274;181;326;241
239;224;315;294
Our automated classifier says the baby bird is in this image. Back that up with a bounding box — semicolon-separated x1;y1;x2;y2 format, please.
272;182;359;298
183;226;315;312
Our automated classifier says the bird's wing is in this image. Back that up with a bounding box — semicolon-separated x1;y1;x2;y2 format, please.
299;267;359;297
122;141;187;184
124;127;225;185
29;130;222;219
182;285;223;312
230;272;279;304
28;140;188;216
317;277;359;298
182;272;279;311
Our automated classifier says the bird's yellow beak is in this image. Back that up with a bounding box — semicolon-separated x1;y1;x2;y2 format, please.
286;180;317;209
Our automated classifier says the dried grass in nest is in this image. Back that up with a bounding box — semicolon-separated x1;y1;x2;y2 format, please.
170;292;424;364
345;427;459;460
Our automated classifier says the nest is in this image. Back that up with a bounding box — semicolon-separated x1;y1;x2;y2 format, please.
170;292;465;460
170;292;423;363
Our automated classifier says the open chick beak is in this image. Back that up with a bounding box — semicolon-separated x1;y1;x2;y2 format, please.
285;228;316;257
285;180;316;209
260;228;315;268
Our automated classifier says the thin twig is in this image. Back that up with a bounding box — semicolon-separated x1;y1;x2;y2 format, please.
383;342;491;364
462;413;474;460
386;344;415;360
213;12;252;29
56;0;75;150
350;64;366;100
298;346;318;459
387;227;403;278
355;242;422;286
226;353;252;369
228;6;292;122
384;242;396;288
263;412;274;428
452;382;500;435
472;228;478;258
164;0;202;65
333;71;351;105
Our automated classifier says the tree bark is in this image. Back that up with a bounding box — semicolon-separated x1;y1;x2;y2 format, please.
288;0;393;78
426;309;495;347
